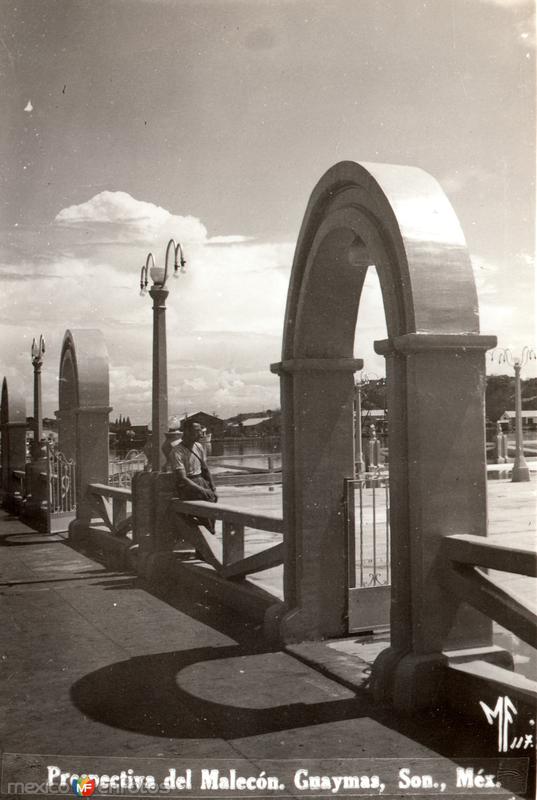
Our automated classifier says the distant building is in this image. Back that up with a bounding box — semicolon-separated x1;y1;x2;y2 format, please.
225;410;281;437
179;411;225;439
499;410;537;430
359;408;387;434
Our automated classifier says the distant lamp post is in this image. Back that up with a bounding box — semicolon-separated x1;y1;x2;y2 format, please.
139;239;187;472
354;371;378;476
30;335;45;459
491;347;536;482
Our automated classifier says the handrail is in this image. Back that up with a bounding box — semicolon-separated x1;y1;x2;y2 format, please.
170;498;284;579
208;453;281;462
443;534;536;577
172;499;283;533
89;482;132;501
441;534;537;651
87;482;132;538
85;480;284;579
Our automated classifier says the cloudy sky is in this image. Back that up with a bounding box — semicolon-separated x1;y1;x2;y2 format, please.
1;0;535;423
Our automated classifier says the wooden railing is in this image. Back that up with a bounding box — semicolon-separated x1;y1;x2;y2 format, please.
12;469;26;493
170;499;283;580
86;480;284;583
441;534;537;650
87;483;133;538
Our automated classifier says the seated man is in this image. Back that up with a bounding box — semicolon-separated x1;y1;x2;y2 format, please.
168;419;217;533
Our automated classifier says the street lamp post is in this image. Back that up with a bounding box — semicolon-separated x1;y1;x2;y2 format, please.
354;378;366;475
491;347;536;483
30;335;45;459
354;371;378;476
139;239;186;472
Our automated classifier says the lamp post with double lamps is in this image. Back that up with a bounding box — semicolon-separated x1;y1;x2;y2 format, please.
139;239;186;472
30;335;45;459
491;347;536;483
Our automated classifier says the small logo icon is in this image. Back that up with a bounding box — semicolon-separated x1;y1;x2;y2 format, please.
71;776;96;797
480;695;517;752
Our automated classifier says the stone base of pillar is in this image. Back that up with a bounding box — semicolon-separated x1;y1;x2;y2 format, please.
68;518;90;546
263;602;288;645
278;605;346;644
3;491;23;515
20;499;47;533
512;464;530;482
392;653;448;713
368;646;409;705
138;550;173;584
370;645;515;713
279;607;314;643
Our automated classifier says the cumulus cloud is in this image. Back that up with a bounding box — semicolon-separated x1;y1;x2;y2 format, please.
207;235;255;244
440;167;496;196
184;377;208;392
1;191;295;420
55;191;208;245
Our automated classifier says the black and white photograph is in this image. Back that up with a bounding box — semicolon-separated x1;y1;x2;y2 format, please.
1;1;536;798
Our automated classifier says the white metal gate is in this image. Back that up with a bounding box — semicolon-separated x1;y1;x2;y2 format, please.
345;473;391;632
46;442;76;534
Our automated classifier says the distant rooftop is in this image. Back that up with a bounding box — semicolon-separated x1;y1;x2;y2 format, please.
501;410;537;419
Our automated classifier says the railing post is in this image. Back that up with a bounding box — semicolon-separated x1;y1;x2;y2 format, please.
112;496;128;528
222;520;245;566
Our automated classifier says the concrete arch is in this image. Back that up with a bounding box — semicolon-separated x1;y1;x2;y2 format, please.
1;377;27;505
283;161;480;361
57;329;111;522
272;162;495;678
1;377;27;426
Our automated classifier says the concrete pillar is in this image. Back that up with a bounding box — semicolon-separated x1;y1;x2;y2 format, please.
56;408;77;462
371;333;497;710
272;357;362;641
3;421;27;506
57;330;111;534
75;406;112;523
1;379;27;509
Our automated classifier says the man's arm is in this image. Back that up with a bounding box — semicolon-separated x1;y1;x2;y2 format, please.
196;444;217;493
177;471;215;500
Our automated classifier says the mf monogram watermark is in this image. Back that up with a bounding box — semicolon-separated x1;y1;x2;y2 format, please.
480;695;535;754
480;696;517;752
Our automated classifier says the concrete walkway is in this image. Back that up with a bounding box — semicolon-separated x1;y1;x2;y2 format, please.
0;509;534;798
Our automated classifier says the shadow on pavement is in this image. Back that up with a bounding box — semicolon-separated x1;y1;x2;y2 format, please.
68;579;530;774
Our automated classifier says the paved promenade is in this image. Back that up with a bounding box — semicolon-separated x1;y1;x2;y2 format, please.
0;480;535;798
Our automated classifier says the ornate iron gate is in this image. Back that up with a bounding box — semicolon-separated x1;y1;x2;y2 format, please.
345;473;391;632
46;442;76;534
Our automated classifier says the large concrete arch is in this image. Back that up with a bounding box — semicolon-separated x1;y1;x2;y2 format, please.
57;330;111;523
272;162;495;703
1;377;27;506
